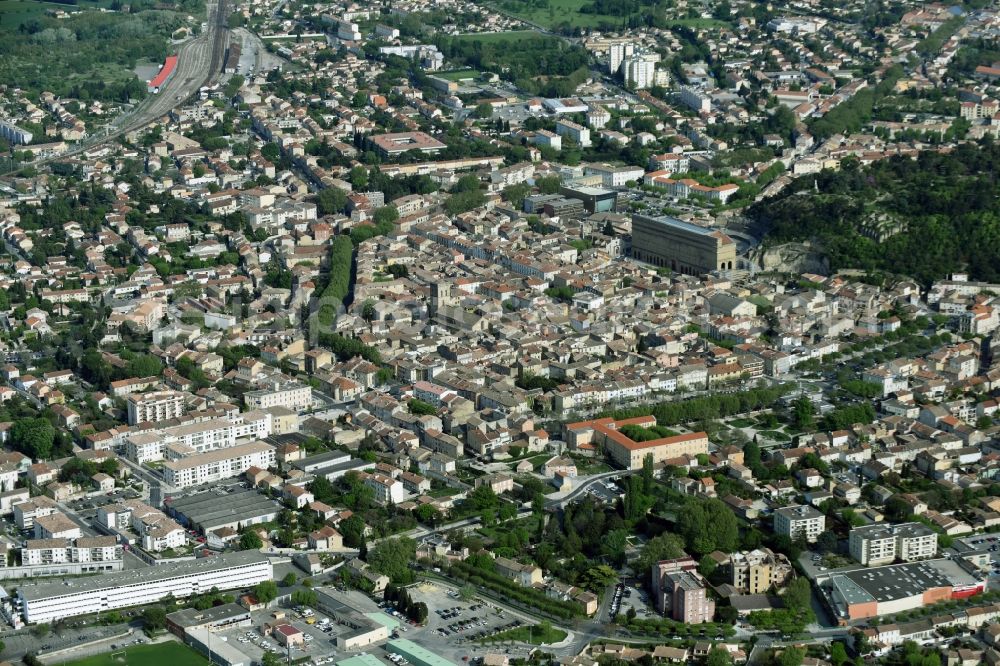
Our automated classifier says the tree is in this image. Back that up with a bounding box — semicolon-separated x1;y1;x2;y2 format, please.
317;187;347;216
239;530;263;551
367;537;417;583
641;453;655;493
254;580;278;604
536;175;561;194
11;418;55;459
262;651;283;666
706;647;733;666
778;647;806;666
634;533;685;576
292;588;318;607
783;577;811;612
361;299;377;323
699;554;718;578
282;572;298;587
142;607;166;634
817;530;838;553
339;514;366;548
791;395;815;431
829;641;849;666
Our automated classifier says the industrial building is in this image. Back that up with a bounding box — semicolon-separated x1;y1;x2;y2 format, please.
818;559;986;622
315;589;392;650
388;639;459;666
631;214;737;275
148;55;178;93
13;551;272;624
165;487;283;533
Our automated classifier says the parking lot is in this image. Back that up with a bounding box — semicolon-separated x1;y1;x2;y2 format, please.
396;581;544;661
609;581;656;620
215;605;339;664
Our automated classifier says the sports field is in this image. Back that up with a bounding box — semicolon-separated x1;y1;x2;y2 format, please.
61;642;209;666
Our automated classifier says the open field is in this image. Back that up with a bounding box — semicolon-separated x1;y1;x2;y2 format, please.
0;0;116;31
491;0;624;29
450;29;553;43
61;642;209;666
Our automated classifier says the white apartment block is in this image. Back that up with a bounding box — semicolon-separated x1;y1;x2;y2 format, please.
623;57;656;89
98;500;187;553
16;552;272;624
244;383;312;413
555;119;592;148
679;87;712;114
162;441;276;488
848;522;938;566
773;505;826;543
13;497;59;531
22;536;121;566
364;473;406;506
126;390;186;425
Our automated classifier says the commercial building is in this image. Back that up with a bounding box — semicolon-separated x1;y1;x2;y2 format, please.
631;214;737;275
774;505;826;543
388;639;459;666
559;184;617;213
161;440;275;488
849;522;938;566
564;416;708;469
14;551;272;624
818;559;986;622
127;390;186;425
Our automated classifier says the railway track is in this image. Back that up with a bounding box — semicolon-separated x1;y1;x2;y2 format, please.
1;0;230;175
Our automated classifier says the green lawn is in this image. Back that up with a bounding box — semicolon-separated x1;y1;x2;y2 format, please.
437;69;480;81
485;623;567;645
62;642;209;666
663;17;730;28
